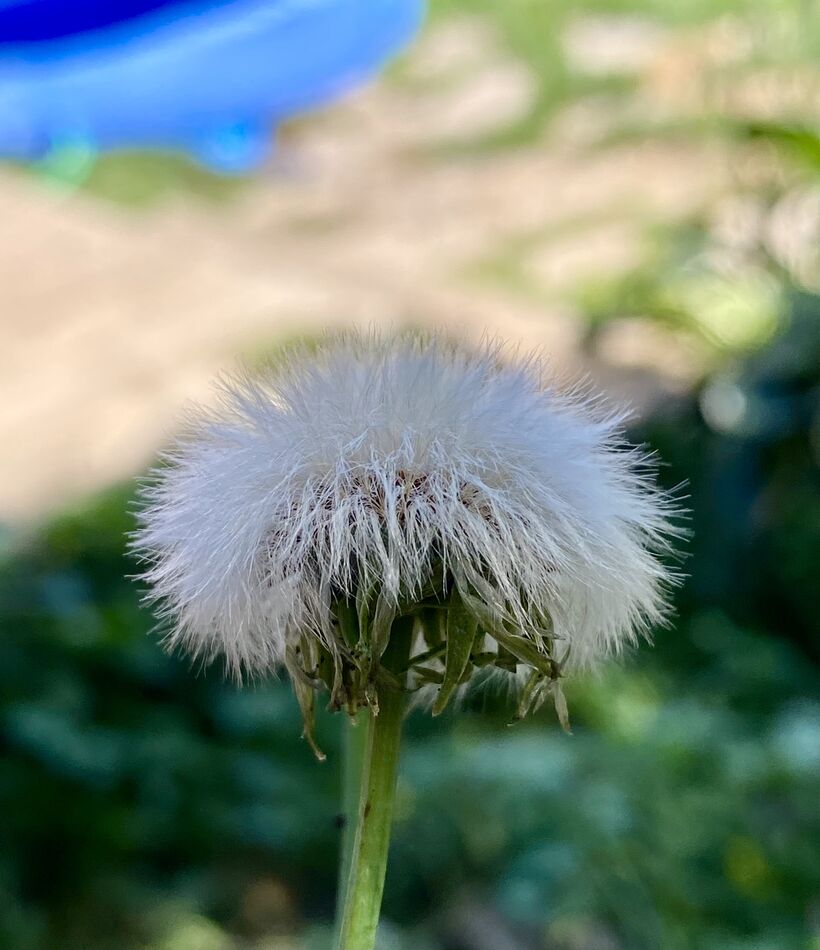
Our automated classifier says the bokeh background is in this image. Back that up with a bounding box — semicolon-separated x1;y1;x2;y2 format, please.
1;1;819;948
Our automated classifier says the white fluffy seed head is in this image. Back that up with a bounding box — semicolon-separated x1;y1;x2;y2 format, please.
133;333;679;699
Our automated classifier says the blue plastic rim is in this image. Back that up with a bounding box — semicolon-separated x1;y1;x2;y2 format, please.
0;0;231;47
0;0;425;171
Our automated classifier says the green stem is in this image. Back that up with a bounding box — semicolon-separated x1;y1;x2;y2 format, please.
334;619;412;950
334;688;405;950
337;708;367;923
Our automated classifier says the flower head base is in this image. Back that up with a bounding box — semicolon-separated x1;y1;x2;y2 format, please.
134;334;677;751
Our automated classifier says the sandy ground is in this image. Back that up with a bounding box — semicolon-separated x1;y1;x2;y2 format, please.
0;17;746;525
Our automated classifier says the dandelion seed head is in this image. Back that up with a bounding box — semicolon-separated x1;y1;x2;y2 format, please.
133;333;679;718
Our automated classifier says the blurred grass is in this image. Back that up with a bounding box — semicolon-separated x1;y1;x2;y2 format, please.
432;0;820;147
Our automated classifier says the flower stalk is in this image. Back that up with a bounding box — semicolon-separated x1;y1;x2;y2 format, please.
337;707;367;918
334;618;412;950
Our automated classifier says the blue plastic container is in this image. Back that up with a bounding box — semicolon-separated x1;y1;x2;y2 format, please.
0;0;424;171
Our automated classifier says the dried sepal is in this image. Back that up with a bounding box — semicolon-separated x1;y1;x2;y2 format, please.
552;680;572;734
286;637;327;760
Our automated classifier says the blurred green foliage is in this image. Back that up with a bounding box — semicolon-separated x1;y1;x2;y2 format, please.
1;287;818;950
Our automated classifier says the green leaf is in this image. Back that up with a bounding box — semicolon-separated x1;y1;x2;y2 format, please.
419;606;445;650
493;627;555;679
356;583;372;648
353;583;395;682
370;592;397;662
336;599;359;650
495;644;519;672
413;666;444;685
451;572;556;681
432;588;479;716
